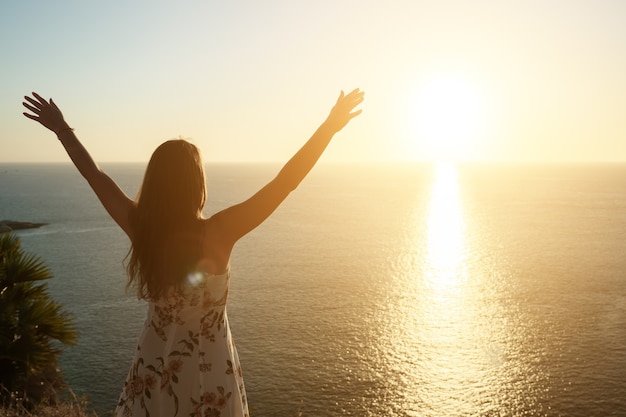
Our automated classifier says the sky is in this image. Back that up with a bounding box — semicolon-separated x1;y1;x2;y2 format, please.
1;0;625;163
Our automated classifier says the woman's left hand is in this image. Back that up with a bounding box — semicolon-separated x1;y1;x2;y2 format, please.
23;92;71;134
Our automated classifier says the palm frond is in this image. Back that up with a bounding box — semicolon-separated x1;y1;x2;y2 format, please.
0;234;79;406
3;253;53;286
0;233;21;259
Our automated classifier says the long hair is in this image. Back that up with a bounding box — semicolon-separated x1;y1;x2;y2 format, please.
126;139;207;300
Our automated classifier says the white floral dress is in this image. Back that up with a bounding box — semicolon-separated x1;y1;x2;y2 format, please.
114;267;248;417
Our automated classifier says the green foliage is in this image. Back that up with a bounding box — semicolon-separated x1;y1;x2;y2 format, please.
0;233;78;407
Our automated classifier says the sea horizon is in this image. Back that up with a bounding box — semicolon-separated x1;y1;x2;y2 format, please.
2;162;625;416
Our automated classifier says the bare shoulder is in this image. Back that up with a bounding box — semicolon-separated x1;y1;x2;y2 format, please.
202;211;228;240
200;215;233;274
203;208;238;242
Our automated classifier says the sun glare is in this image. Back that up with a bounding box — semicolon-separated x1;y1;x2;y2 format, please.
410;72;488;161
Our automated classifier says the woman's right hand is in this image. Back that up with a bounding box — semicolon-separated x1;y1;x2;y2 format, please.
23;92;71;134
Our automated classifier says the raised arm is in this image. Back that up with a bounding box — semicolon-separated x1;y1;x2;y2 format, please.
213;88;364;248
22;92;135;238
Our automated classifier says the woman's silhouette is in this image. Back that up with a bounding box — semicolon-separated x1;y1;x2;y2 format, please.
22;88;364;417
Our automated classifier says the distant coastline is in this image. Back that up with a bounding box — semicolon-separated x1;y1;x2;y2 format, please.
0;220;47;233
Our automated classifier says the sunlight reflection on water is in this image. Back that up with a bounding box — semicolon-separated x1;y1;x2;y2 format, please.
383;163;520;416
424;162;466;290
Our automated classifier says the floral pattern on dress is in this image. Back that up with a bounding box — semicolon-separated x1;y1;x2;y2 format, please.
114;269;248;417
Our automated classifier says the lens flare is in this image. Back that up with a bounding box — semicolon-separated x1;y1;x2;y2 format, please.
187;271;206;287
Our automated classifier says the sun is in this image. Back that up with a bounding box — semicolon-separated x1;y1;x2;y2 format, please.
410;72;488;161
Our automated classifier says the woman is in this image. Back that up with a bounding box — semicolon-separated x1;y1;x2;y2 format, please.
22;88;364;417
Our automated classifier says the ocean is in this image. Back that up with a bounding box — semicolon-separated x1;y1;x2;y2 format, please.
1;162;625;417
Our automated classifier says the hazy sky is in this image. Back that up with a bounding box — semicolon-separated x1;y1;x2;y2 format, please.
1;1;625;163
